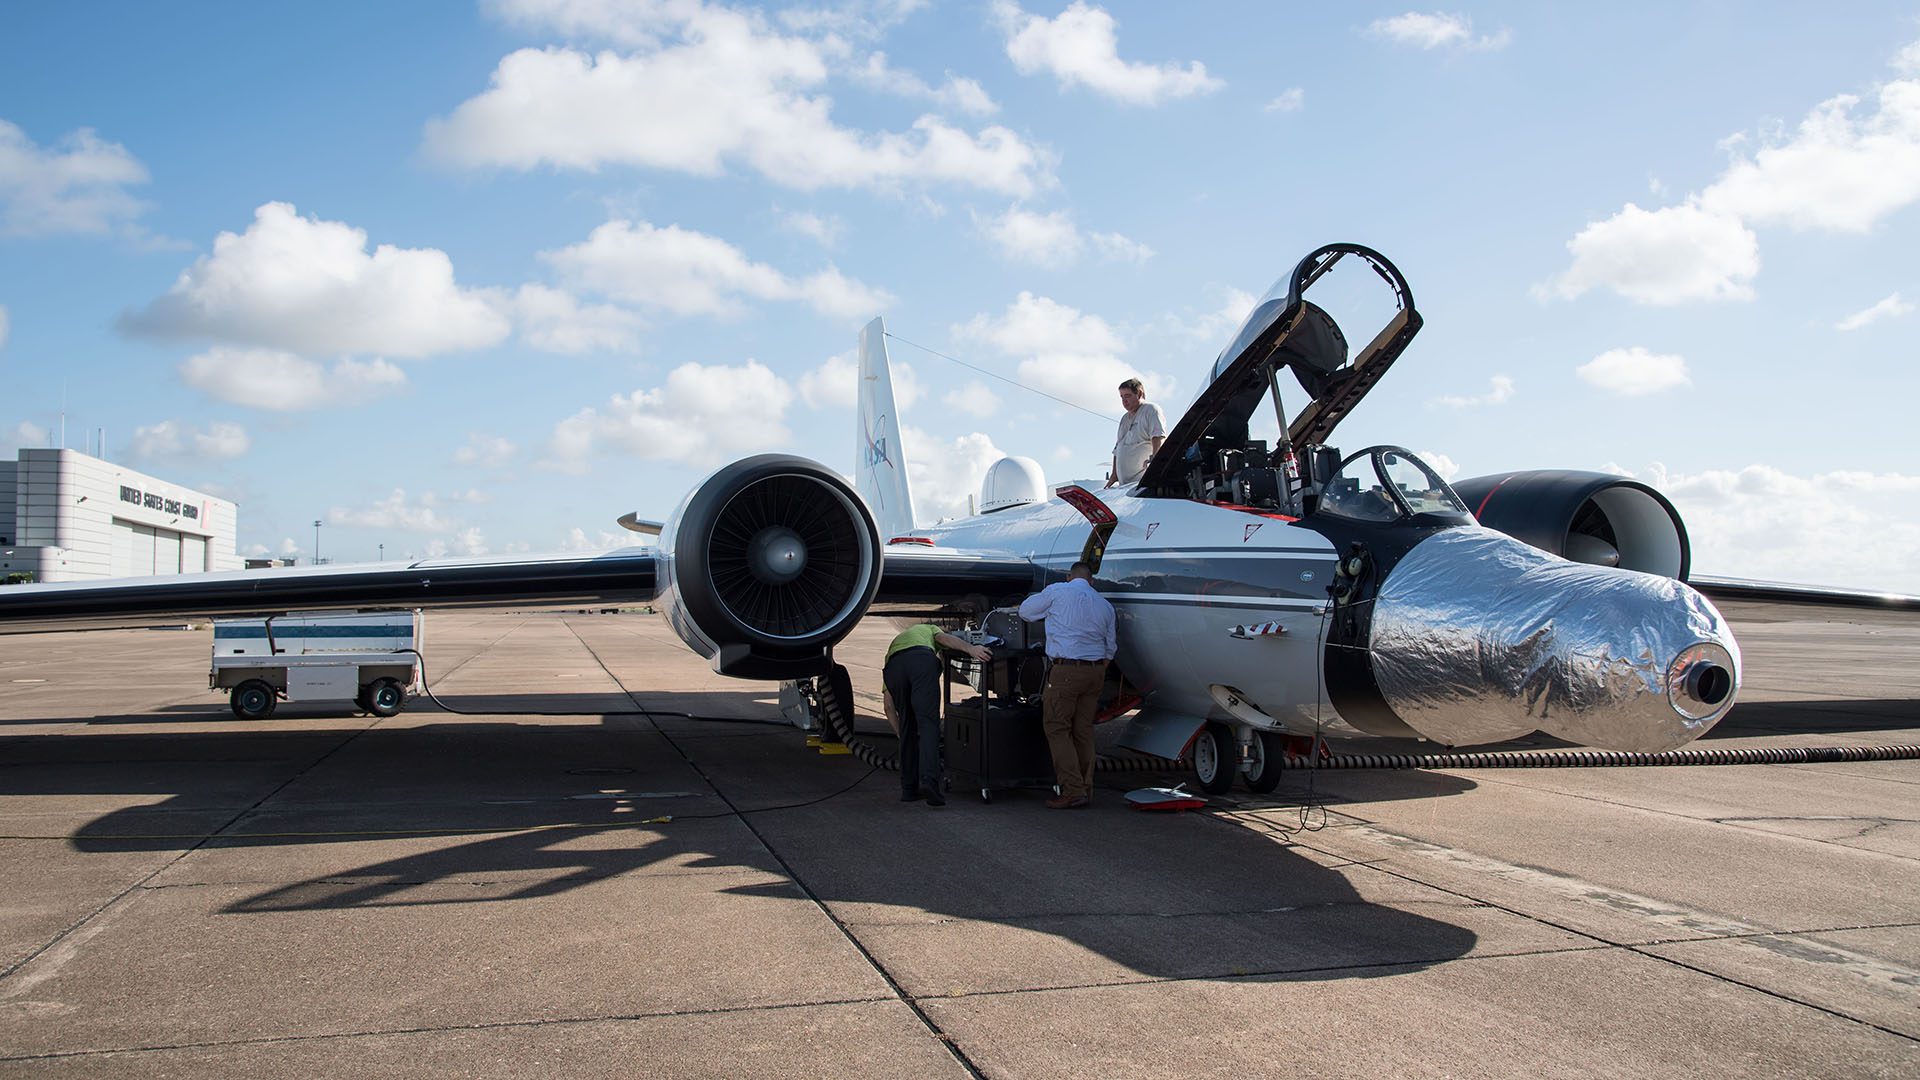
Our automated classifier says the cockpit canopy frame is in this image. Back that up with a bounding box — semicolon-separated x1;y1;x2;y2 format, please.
1136;243;1423;500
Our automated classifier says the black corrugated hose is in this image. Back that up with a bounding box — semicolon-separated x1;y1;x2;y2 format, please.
1282;743;1920;770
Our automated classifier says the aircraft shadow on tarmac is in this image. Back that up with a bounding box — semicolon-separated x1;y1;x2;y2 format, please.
2;715;1500;985
1704;698;1920;737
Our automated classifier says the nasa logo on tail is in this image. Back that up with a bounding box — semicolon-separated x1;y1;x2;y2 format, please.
862;412;895;510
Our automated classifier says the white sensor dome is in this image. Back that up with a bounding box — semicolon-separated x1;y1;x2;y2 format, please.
980;456;1047;513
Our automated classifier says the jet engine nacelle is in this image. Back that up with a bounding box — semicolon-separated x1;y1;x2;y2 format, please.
655;454;882;680
1453;470;1691;580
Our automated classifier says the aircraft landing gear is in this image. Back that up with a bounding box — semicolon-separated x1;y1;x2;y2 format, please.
1192;722;1290;795
1243;729;1285;794
1190;721;1238;794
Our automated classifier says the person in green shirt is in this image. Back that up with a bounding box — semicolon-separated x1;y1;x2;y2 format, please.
884;623;992;806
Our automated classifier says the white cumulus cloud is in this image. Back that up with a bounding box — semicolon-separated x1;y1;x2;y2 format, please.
797;350;920;410
943;380;1002;418
1576;347;1691;396
1090;230;1152;264
1413;449;1462;481
121;202;510;357
543;219;893;318
1429;374;1515;408
1546;47;1920;305
851;52;999;115
1367;12;1511;52
1542;203;1760;305
179;349;408;411
778;208;843;246
454;432;517;468
902;425;1008;523
1264;88;1305;113
1699;81;1920;233
426;527;491;558
2;420;50;454
507;283;645;353
979;206;1081;267
559;525;648;551
956;291;1171;414
1835;291;1914;331
1166;286;1260;345
994;1;1223;105
977;205;1150;268
127;420;251;461
546;359;794;469
425;5;1050;195
0;120;151;236
1627;462;1920;594
329;489;464;533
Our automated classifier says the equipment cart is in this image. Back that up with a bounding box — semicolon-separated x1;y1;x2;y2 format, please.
942;650;1056;803
209;610;423;720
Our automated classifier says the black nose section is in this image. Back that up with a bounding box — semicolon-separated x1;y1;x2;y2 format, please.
1683;662;1732;707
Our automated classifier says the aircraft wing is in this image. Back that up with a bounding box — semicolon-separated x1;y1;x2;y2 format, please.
869;544;1042;615
0;543;1040;635
0;548;662;634
1689;575;1920;612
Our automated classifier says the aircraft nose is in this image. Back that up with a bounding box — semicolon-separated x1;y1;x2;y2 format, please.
1361;526;1741;753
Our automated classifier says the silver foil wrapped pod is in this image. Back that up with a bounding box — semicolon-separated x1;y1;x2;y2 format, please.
1366;526;1740;753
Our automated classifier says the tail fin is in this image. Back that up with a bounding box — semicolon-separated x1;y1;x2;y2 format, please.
856;317;917;537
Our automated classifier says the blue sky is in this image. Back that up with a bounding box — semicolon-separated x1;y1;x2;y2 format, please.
3;2;1917;590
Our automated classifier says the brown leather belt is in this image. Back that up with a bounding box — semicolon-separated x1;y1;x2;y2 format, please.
1051;657;1108;666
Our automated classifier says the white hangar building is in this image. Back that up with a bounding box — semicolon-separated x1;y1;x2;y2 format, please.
0;448;242;583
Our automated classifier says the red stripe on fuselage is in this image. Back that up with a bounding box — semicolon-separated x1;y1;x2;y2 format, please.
1473;476;1514;520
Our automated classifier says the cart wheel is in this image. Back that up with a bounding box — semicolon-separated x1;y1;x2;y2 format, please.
1191;722;1237;795
230;680;277;721
367;678;406;718
1243;730;1285;794
980;788;994;804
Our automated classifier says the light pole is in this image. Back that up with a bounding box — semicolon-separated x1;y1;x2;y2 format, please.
378;543;384;562
313;520;322;565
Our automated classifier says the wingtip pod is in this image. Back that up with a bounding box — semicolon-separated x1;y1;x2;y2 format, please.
1364;527;1741;753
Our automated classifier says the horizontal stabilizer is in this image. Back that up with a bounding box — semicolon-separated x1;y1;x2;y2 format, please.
617;512;664;536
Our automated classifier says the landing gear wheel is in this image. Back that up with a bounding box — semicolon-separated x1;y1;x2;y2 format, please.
230;680;277;721
1191;722;1238;795
366;678;406;718
1243;730;1285;794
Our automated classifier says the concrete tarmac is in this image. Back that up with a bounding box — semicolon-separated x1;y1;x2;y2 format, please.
0;600;1914;1077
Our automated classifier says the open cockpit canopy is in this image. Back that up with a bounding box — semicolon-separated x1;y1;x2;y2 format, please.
1137;244;1423;506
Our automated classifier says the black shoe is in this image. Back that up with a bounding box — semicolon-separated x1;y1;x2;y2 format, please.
922;786;946;807
900;790;921;802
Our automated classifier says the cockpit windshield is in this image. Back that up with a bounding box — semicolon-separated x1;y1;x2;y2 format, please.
1315;446;1471;523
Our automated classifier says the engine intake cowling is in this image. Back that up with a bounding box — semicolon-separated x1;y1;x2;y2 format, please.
657;454;882;679
1453;470;1691;580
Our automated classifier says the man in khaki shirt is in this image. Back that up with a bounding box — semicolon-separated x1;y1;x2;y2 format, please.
1107;377;1166;487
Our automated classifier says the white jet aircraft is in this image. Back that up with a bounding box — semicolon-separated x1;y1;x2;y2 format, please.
2;244;1904;793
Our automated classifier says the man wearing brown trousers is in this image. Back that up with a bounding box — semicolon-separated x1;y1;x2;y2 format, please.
1018;562;1117;809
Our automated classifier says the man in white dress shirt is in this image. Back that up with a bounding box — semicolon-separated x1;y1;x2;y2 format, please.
1018;562;1117;809
1107;377;1167;488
